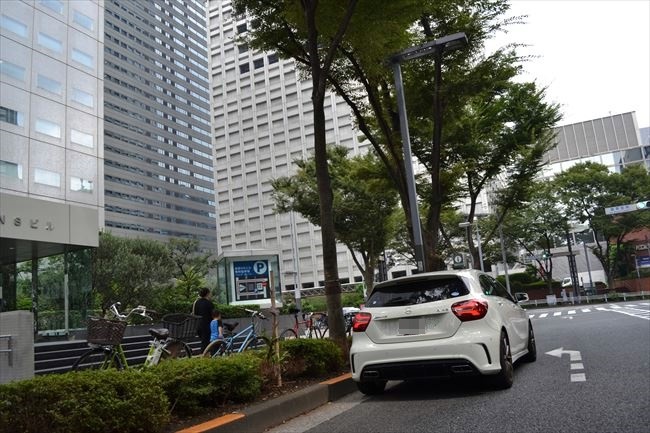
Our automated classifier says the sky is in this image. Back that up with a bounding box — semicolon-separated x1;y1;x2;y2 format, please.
486;0;650;128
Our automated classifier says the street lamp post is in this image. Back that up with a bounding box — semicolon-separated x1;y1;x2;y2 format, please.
459;221;484;272
582;241;594;293
391;32;468;273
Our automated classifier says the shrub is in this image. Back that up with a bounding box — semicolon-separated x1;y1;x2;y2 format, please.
153;353;263;416
217;303;261;319
0;369;169;433
280;339;344;378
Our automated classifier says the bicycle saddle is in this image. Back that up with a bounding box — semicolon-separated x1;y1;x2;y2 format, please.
149;328;169;339
223;322;238;332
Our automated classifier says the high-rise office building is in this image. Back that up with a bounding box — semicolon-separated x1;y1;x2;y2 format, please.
207;0;367;292
1;0;104;332
103;0;217;250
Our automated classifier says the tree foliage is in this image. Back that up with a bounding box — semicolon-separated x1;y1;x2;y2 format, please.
553;162;650;287
272;146;400;292
91;232;175;313
235;0;560;276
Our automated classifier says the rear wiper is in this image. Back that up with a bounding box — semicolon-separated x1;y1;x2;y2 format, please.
382;297;410;306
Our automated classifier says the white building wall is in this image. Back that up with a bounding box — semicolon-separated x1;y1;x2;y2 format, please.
207;0;367;290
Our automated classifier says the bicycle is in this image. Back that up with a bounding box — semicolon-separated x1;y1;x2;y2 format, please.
202;308;270;357
71;302;198;371
279;310;328;339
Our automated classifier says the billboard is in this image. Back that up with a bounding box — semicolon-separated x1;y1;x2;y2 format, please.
233;260;269;301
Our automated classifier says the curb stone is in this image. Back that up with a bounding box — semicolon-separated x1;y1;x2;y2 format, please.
175;373;356;433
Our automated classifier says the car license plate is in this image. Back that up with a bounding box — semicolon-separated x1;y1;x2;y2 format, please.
398;317;424;335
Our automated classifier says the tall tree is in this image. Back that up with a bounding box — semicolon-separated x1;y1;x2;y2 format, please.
503;180;568;292
236;0;559;275
234;0;401;346
272;146;400;293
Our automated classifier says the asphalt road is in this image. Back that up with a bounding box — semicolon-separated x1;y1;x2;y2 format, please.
268;302;650;433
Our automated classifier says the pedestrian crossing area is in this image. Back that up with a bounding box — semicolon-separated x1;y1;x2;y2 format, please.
528;303;650;321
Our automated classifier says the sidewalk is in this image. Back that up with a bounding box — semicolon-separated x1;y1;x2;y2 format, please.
174;373;357;433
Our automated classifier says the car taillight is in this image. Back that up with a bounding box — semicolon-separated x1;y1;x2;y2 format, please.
352;312;372;332
451;299;488;321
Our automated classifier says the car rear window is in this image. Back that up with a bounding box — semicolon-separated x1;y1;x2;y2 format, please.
366;277;469;307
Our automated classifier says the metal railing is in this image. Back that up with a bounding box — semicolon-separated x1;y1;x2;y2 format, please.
520;291;649;308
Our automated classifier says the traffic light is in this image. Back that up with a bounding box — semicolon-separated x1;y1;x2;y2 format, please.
636;200;650;210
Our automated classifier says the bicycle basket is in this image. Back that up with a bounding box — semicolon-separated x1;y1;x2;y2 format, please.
162;313;202;340
86;317;127;345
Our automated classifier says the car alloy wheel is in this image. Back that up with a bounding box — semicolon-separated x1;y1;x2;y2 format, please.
488;331;513;389
523;322;537;362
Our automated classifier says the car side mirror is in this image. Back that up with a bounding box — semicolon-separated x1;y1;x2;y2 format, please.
514;292;529;302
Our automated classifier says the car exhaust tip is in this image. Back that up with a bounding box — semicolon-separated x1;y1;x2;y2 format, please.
450;364;474;374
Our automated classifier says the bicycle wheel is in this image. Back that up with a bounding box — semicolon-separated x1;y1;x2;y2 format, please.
243;336;270;352
161;340;193;360
203;339;227;358
71;347;123;371
279;329;298;340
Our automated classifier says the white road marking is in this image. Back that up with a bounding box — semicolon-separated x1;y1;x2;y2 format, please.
554;312;562;316
529;314;535;318
568;310;576;315
581;308;591;312
539;313;548;318
610;305;622;309
571;363;584;370
571;373;587;382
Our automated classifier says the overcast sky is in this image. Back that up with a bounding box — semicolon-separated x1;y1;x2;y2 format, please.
486;0;650;128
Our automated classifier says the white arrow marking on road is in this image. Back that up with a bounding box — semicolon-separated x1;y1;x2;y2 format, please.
546;347;582;362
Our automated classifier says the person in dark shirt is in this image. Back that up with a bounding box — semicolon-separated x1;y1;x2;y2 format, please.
192;287;214;352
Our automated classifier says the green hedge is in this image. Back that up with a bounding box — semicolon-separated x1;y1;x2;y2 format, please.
154;354;263;416
0;339;343;432
0;369;169;433
280;338;345;378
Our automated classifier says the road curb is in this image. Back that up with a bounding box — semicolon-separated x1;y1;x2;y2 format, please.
175;373;355;433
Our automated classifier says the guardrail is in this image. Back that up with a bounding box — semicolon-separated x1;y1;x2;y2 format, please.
520;291;649;308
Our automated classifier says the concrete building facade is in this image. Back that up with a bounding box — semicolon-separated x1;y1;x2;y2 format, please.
207;0;367;292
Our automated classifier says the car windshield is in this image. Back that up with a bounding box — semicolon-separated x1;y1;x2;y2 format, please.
366;277;469;307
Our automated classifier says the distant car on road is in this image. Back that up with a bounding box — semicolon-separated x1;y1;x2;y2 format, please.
349;269;535;395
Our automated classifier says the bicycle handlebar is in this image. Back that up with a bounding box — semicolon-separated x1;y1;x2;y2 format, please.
244;308;267;320
108;302;152;322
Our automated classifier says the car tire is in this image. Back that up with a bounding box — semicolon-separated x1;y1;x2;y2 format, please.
487;331;513;390
356;380;387;395
522;322;537;363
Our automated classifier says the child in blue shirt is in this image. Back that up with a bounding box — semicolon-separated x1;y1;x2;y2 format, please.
210;310;223;342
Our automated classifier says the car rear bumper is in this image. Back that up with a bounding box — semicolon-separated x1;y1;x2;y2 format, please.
350;329;502;382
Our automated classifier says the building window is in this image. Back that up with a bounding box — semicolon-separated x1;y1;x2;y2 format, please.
37;32;63;53
70;176;93;192
71;49;94;68
236;23;247;34
73;10;94;31
0;106;24;126
0;15;28;37
72;88;94;108
0;60;25;81
40;0;64;15
239;63;250;74
0;160;23;179
238;44;248;54
71;129;94;148
253;58;264;69
268;53;278;64
35;118;61;138
37;74;63;95
34;167;61;187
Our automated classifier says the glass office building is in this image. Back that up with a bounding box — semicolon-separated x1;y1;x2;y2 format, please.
1;0;104;334
103;0;217;251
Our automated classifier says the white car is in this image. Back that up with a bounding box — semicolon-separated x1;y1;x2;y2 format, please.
350;269;536;395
